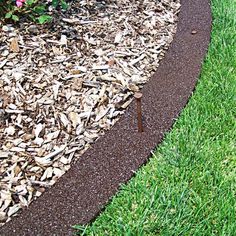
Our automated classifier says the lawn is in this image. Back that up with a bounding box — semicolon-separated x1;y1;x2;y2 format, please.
74;0;236;235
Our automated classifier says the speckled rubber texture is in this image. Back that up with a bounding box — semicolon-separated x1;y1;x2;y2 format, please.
0;0;212;235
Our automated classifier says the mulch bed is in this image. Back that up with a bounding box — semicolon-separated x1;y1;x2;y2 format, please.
0;0;211;235
0;0;180;226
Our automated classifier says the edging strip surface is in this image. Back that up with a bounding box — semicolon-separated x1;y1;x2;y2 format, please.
0;0;212;235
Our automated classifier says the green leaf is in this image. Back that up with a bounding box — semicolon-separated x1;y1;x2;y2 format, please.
5;12;12;19
11;14;19;21
26;0;36;6
52;0;58;8
60;0;68;10
37;15;52;24
33;5;46;14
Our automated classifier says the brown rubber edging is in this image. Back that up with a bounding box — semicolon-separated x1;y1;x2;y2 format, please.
0;0;212;235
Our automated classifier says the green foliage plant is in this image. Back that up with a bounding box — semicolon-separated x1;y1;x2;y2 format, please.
0;0;68;24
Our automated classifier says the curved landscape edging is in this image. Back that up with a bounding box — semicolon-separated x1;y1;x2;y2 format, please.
0;0;212;235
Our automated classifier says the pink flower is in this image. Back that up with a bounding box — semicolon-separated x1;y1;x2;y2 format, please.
16;0;26;7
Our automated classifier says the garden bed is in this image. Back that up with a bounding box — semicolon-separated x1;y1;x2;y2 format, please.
0;0;180;227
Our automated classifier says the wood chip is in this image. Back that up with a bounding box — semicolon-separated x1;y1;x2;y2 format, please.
9;38;20;53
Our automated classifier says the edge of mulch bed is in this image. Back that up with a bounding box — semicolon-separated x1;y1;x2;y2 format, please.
0;0;212;235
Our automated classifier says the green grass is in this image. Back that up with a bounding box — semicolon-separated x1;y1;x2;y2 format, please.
74;0;236;235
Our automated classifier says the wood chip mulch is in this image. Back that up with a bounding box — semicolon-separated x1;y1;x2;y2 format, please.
0;0;180;226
